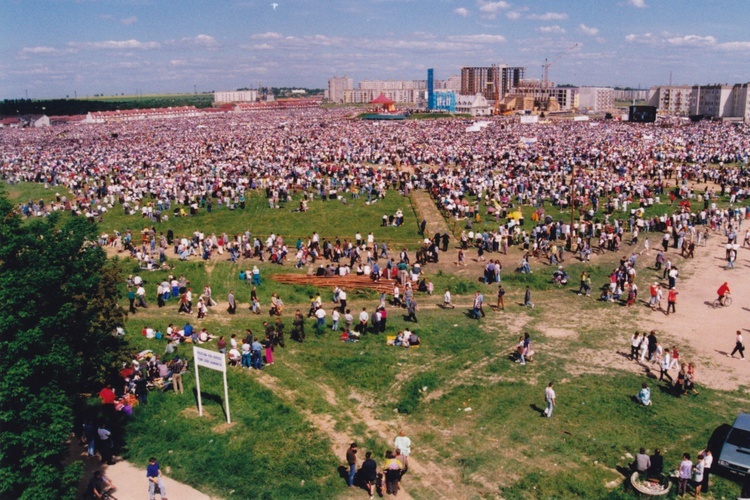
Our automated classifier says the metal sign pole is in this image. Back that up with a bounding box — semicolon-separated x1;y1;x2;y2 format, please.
223;369;231;424
193;346;203;416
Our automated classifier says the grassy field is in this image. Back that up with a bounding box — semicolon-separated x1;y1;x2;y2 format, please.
5;179;746;497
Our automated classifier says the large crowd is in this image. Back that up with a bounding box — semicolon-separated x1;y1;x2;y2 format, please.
2;109;749;226
6;110;750;497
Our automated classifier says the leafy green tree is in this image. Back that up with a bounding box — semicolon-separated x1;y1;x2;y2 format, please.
0;195;126;499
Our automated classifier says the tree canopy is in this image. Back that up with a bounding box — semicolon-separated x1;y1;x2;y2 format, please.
0;195;127;499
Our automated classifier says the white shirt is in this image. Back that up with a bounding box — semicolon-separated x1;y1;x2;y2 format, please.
545;387;556;402
315;308;326;319
394;435;412;456
359;311;369;323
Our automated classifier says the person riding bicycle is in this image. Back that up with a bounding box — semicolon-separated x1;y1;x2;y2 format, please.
717;282;731;306
85;470;114;499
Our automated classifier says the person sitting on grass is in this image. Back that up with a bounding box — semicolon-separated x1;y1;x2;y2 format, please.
636;382;652;406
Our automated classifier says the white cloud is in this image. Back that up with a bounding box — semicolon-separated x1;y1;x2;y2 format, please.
120;16;138;25
252;43;274;50
666;35;716;47
628;0;647;7
166;34;220;48
528;12;568;21
717;41;750;51
21;46;62;55
454;7;469;17
68;39;160;50
448;34;506;43
625;32;750;51
251;32;282;40
578;24;599;36
478;1;510;19
506;11;521;20
170;59;188;66
539;25;565;34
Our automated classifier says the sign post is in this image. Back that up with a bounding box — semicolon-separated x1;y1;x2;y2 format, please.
192;346;231;423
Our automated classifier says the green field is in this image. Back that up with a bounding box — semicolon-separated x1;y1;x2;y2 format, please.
5;180;746;498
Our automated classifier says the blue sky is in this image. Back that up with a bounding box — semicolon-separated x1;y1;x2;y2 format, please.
2;0;749;99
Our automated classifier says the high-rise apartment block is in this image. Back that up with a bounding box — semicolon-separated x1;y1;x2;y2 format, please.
460;65;525;100
327;76;354;104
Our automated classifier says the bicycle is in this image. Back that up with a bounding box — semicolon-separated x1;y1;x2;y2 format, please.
713;295;733;308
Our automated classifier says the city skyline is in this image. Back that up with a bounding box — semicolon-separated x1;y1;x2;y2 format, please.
2;0;750;99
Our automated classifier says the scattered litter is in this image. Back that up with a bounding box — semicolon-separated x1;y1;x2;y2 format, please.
300;480;305;486
168;450;173;454
209;439;214;443
464;407;472;412
625;452;634;459
422;386;428;392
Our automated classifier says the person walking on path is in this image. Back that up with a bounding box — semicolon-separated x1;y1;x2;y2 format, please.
394;430;412;471
346;443;358;488
729;330;745;359
543;381;556;418
524;286;534;308
147;457;167;500
443;288;455;309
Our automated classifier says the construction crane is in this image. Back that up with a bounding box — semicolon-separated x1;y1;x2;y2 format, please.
543;43;578;90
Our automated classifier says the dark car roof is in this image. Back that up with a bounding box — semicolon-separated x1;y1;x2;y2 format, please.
733;413;750;432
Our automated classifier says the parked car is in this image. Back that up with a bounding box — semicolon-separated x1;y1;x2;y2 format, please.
718;412;750;475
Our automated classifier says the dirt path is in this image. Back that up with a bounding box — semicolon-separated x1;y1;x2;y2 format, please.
409;190;452;239
71;438;215;499
247;365;473;499
636;239;750;390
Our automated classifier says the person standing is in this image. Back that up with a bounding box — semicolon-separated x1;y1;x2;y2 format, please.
471;291;482;319
383;450;404;496
497;285;506;311
171;357;184;394
524;286;534;309
339;288;347;313
630;331;641;360
543;381;556;418
693;453;705;497
97;422;114;465
346;443;358;488
701;449;712;493
227;290;236;315
394;430;412;471
659;351;673;383
360;451;378;499
677;452;692;497
147;457;167;500
729;330;745;359
666;287;678;315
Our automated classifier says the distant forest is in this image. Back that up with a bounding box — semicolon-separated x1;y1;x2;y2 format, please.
1;95;214;116
1;87;324;116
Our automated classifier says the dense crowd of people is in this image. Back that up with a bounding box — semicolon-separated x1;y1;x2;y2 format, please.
8;110;749;497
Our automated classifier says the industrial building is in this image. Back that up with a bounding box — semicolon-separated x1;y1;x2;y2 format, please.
213;90;259;104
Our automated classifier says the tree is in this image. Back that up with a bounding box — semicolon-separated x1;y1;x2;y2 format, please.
0;195;127;499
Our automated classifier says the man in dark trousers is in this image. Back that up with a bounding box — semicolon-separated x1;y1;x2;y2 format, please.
346;443;358;487
648;448;664;478
647;331;658;361
360;451;378;497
